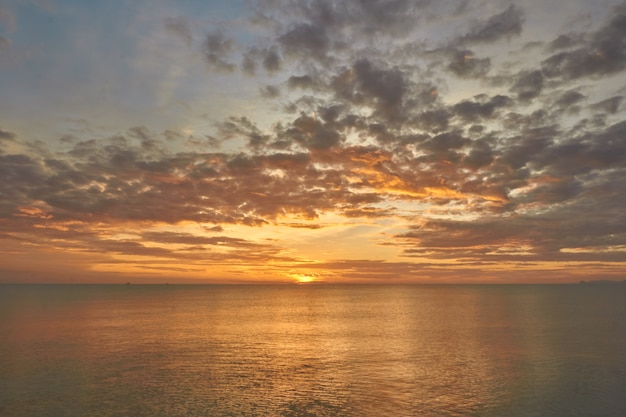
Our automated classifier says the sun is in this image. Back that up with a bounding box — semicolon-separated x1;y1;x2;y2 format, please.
292;273;316;283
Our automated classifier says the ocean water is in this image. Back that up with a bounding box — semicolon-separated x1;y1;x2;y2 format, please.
0;284;625;417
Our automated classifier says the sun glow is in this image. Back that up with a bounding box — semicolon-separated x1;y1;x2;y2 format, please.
292;273;317;283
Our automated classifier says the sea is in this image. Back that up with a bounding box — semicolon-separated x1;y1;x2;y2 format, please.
0;284;625;417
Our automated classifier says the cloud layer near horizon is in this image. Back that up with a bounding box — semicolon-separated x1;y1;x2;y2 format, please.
1;0;625;282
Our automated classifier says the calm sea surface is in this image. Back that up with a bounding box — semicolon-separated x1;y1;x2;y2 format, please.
1;284;625;417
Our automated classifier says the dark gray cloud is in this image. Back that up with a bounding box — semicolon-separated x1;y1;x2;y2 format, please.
463;5;524;44
590;96;623;114
0;153;47;216
542;4;626;81
241;49;257;75
0;128;16;141
287;74;319;90
353;59;406;113
413;110;451;133
463;138;494;170
142;231;268;248
276;0;424;41
452;95;512;121
396;186;626;262
510;70;544;101
328;59;413;123
545;33;584;52
216;116;271;150
278;23;330;61
240;46;282;75
204;31;236;72
447;50;491;78
552;90;585;111
286;114;343;150
263;48;281;72
535;120;626;176
260;84;280;98
423;131;469;153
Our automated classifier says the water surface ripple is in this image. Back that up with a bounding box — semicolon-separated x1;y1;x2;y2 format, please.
1;284;625;416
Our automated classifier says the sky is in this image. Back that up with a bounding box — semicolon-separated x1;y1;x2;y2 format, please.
1;0;625;284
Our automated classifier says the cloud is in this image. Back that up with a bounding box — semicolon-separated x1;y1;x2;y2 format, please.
260;84;280;98
141;231;275;251
164;16;193;45
241;49;257;75
3;0;626;282
545;33;584;52
463;5;524;44
447;49;491;78
263;47;281;72
0;128;16;141
510;70;544;101
452;94;511;121
282;113;343;150
278;22;330;61
328;59;413;123
287;74;319;90
413;109;451;133
590;96;623;114
204;31;236;72
394;197;626;263
552;90;585;112
352;59;406;113
0;153;47;216
536;120;626;176
541;4;626;81
272;0;423;42
463;138;494;170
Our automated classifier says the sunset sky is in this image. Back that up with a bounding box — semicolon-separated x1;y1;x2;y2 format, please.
1;0;625;283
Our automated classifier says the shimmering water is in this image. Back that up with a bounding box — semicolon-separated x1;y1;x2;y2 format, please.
1;284;625;417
